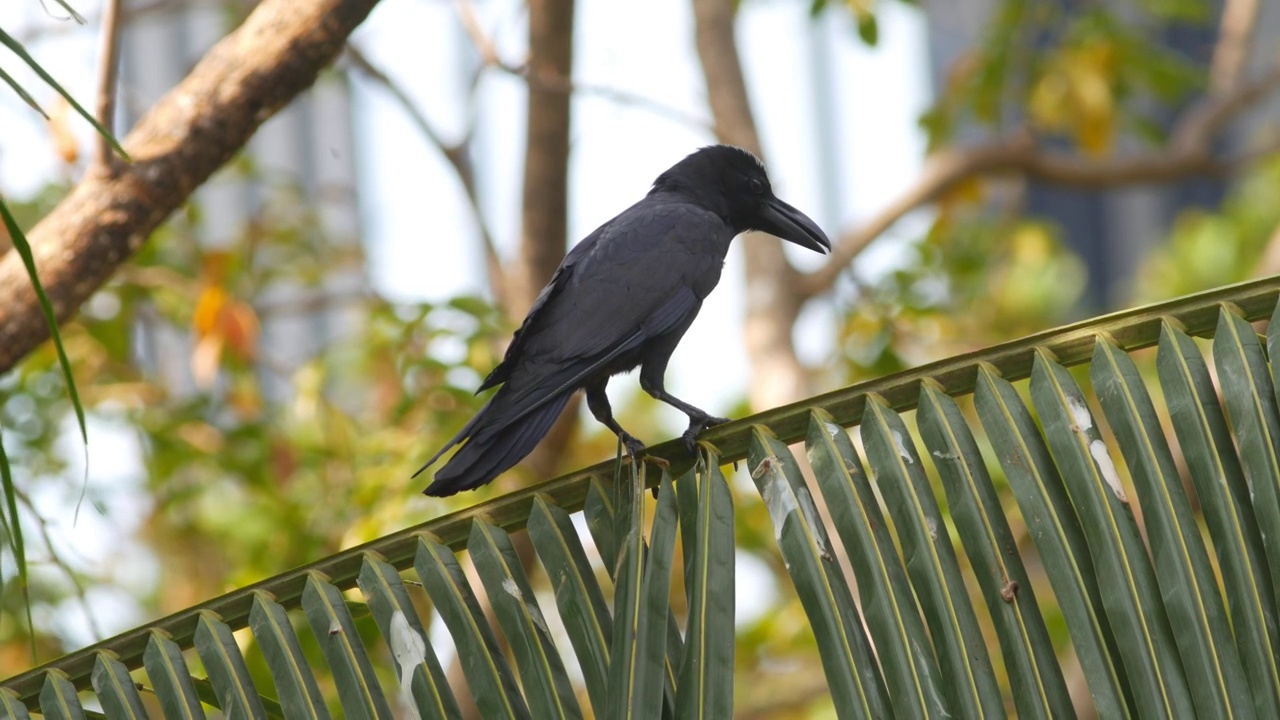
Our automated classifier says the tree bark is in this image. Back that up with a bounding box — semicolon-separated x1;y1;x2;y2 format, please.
0;0;379;375
692;0;810;409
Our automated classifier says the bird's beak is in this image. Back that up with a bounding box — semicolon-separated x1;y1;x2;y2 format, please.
758;197;831;254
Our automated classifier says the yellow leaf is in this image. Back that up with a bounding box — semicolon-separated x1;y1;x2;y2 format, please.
1029;41;1117;155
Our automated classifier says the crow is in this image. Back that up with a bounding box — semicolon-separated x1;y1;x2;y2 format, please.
417;145;830;496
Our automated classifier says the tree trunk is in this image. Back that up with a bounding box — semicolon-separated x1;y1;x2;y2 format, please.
514;0;579;484
691;0;810;409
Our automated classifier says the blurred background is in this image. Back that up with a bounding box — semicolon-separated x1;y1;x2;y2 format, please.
1;0;1278;714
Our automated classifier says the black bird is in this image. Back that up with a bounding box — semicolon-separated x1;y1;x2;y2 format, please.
417;145;830;496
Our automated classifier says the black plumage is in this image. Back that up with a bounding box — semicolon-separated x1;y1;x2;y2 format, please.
417;145;830;496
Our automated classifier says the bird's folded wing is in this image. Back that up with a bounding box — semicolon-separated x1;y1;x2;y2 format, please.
501;284;702;423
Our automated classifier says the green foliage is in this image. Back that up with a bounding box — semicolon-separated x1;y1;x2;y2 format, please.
1137;156;1280;302
922;1;1206;153
835;206;1087;383
0;170;519;670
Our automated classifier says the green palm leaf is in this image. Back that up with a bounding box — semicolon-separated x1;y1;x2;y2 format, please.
8;277;1280;718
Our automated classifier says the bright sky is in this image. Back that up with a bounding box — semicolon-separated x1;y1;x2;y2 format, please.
0;0;931;646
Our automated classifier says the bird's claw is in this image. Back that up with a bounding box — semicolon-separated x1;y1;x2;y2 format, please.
620;434;671;473
682;415;730;454
619;432;647;461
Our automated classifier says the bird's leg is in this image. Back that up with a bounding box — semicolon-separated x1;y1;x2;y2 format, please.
586;380;646;460
639;365;729;453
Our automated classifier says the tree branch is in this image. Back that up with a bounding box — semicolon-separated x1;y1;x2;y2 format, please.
799;63;1280;299
93;0;123;170
343;44;508;304
453;0;709;130
1209;0;1259;97
0;0;381;375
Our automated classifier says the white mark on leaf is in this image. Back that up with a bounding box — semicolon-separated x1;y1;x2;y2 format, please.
796;485;830;559
761;460;799;543
1068;395;1093;433
502;576;522;601
390;610;426;720
751;457;773;480
824;422;841;439
925;516;938;540
504;577;549;633
892;431;913;463
1089;440;1128;503
932;449;959;461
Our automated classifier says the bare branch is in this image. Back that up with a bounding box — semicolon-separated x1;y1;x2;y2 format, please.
800;63;1280;299
93;0;123;170
18;0;181;45
344;44;508;303
1173;63;1280;153
453;0;710;130
452;0;500;67
1210;0;1259;96
0;0;381;375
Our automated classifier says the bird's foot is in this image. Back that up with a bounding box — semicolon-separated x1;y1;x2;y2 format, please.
681;414;731;454
619;433;671;471
618;432;647;461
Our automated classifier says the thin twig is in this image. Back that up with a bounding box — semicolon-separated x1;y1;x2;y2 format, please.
453;0;711;130
13;486;103;641
19;0;180;45
1210;0;1259;97
800;63;1280;299
93;0;123;170
344;44;509;304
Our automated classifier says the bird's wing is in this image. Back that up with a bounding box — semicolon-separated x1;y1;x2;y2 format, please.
527;202;726;359
477;260;576;392
501;283;702;409
485;202;727;419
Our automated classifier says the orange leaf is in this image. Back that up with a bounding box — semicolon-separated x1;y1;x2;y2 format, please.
221;300;260;360
193;285;228;337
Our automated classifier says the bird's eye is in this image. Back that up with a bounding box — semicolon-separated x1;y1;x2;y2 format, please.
749;178;764;194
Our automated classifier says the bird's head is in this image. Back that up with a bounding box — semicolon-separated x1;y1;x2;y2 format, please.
651;145;831;254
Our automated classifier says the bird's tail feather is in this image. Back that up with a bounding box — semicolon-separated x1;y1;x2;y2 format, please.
412;395;496;478
422;392;573;497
